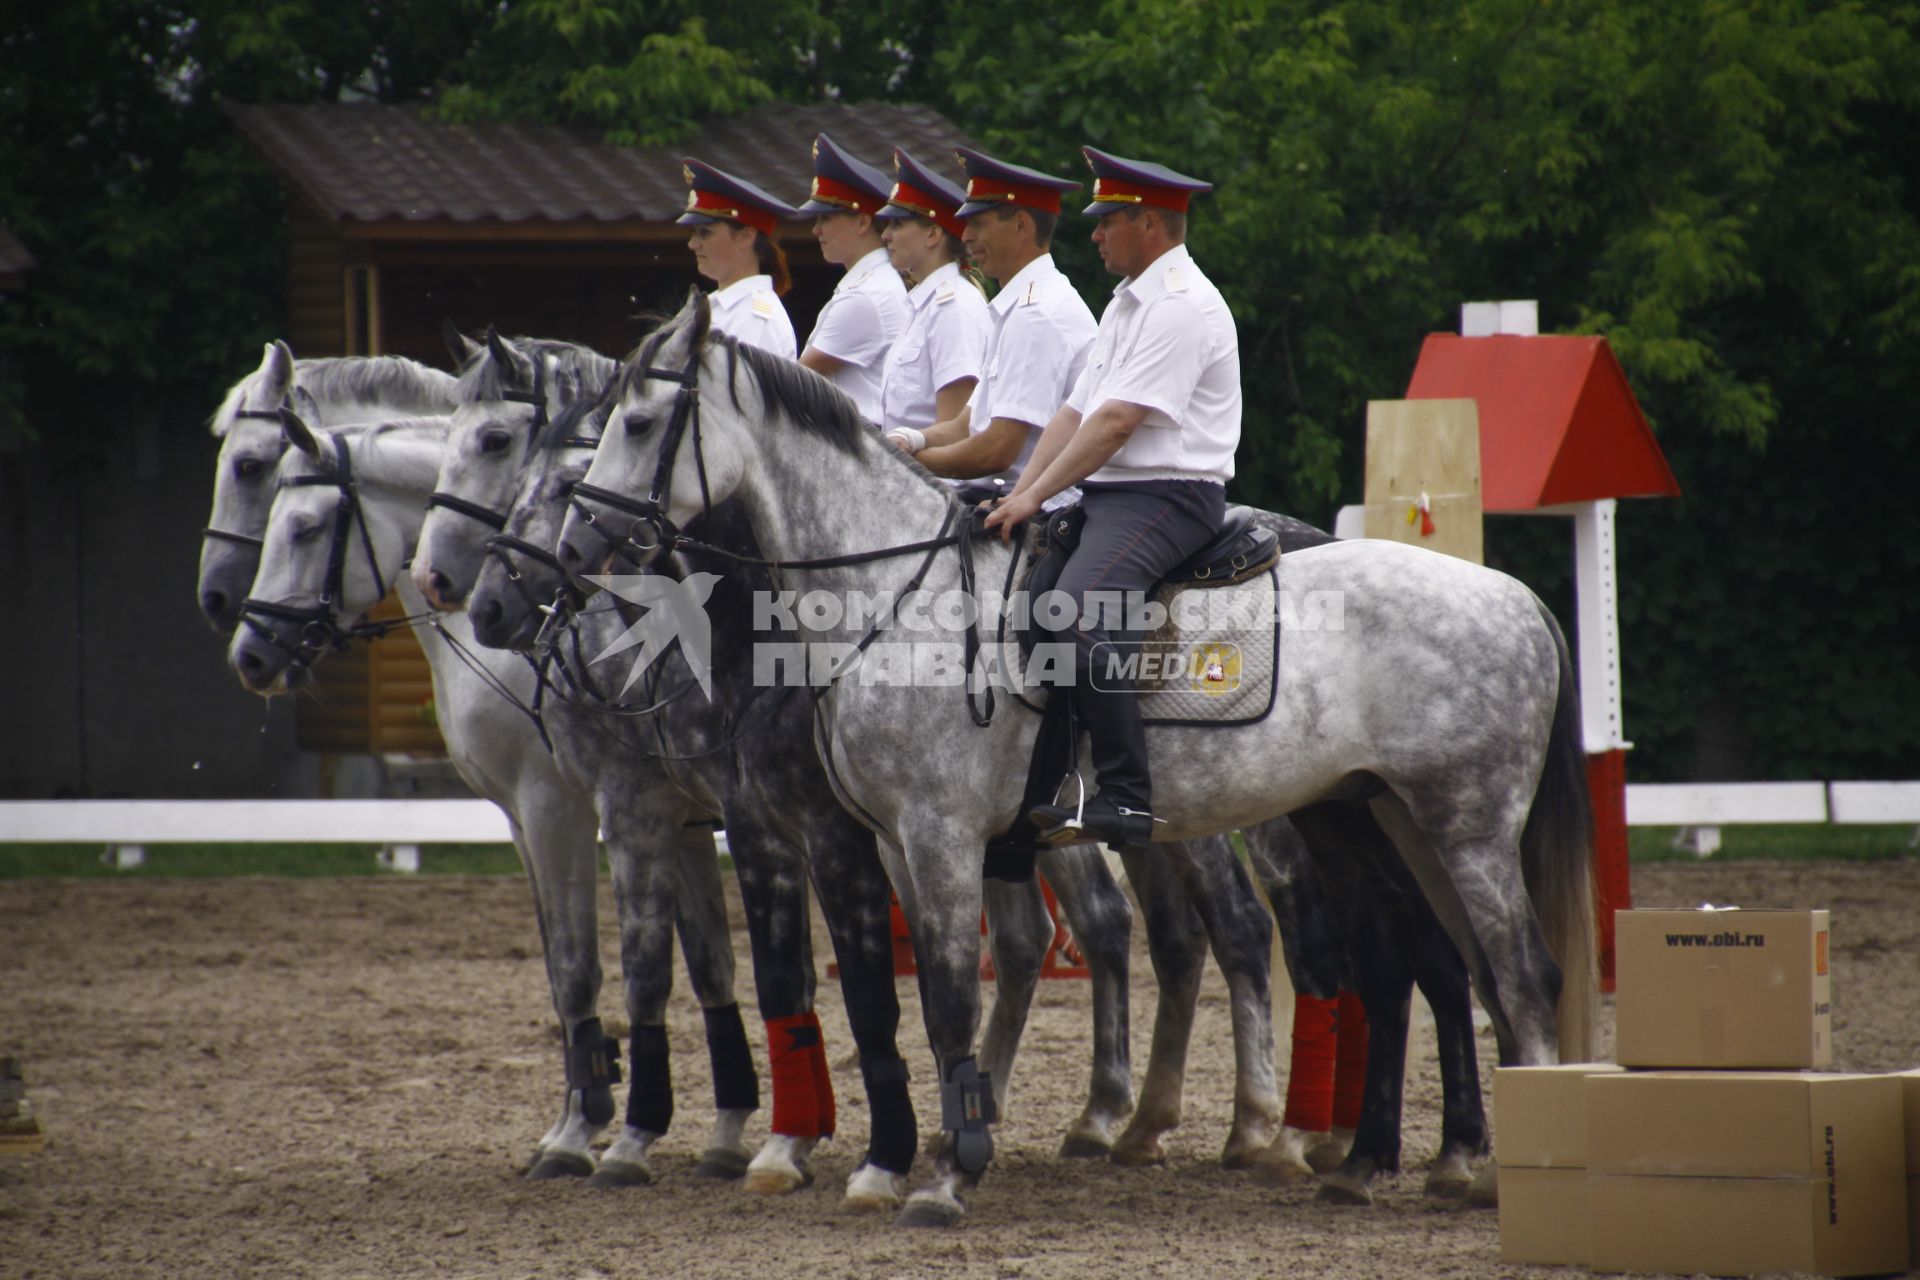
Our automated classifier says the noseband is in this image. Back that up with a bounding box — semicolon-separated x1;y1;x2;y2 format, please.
237;429;392;666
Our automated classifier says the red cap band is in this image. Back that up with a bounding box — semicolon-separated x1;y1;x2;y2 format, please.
963;176;1063;214
887;181;966;239
809;175;884;216
685;187;777;237
1090;176;1190;212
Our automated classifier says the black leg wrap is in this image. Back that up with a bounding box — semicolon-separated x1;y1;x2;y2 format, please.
565;1017;623;1128
861;1054;917;1175
625;1024;673;1136
937;1056;996;1177
702;1003;760;1113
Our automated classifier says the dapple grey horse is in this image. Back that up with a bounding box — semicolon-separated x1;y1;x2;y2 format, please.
554;294;1595;1226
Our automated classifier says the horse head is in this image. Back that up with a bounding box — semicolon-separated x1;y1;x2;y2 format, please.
555;289;725;577
198;341;305;632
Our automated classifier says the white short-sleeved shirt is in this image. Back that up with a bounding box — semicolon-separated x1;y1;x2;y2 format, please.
878;262;990;432
708;274;797;359
804;246;910;423
970;254;1099;484
1067;244;1241;485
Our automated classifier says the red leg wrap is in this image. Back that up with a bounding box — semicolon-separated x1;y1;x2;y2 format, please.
766;1012;824;1138
1282;993;1338;1132
1332;988;1370;1132
805;1016;836;1139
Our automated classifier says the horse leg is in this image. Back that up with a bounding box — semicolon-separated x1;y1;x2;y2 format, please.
1368;789;1562;1068
891;821;991;1229
588;795;689;1187
1034;843;1135;1159
662;824;760;1182
1108;846;1207;1167
975;874;1052;1125
720;811;826;1196
1241;816;1347;1185
1172;833;1282;1169
1411;899;1488;1202
507;798;608;1181
803;823;915;1213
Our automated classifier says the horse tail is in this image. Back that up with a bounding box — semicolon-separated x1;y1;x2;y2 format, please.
1520;597;1597;1063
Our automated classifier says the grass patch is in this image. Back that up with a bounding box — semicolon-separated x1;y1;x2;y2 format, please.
1629;824;1917;864
0;842;528;880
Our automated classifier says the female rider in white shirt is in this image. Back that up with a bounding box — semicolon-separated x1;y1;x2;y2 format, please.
875;148;991;460
678;158;800;358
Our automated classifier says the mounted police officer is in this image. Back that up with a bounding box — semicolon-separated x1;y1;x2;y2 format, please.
983;147;1239;850
677;159;801;358
793;133;911;424
895;148;1097;498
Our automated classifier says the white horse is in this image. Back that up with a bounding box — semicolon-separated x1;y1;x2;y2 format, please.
217;400;757;1184
554;293;1595;1227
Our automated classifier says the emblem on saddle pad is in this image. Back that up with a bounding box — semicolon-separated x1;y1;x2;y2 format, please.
1194;644;1240;695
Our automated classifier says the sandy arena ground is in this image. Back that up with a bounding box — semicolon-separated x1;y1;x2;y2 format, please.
2;859;1916;1278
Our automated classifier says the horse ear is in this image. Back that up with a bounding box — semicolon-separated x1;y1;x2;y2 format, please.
261;340;295;401
442;320;483;369
485;327;535;389
282;409;323;460
682;286;713;349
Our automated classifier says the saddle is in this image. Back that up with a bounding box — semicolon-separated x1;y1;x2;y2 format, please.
1015;504;1280;657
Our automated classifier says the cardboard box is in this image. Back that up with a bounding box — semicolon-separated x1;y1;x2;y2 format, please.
1493;1062;1626;1168
1615;908;1831;1068
1901;1071;1920;1269
1493;1064;1624;1265
1588;1072;1907;1277
1500;1167;1586;1267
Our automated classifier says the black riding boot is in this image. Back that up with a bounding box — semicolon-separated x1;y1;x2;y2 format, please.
984;689;1081;882
1029;679;1157;850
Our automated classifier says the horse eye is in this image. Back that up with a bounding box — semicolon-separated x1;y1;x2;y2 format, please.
291;521;324;545
236;457;263;479
481;430;512;454
623;413;653;437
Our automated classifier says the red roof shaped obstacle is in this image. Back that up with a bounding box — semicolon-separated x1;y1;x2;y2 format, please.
1405;334;1681;512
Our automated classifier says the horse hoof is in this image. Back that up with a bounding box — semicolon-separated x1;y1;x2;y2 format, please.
895;1193;963;1229
526;1150;594;1181
1424;1165;1473;1201
587;1158;654;1189
743;1163;812;1195
1306;1129;1353;1174
841;1164;907;1214
693;1147;751;1180
1465;1161;1499;1208
1315;1171;1375;1207
1109;1136;1166;1168
1249;1151;1316;1187
1058;1132;1113;1160
1220;1141;1268;1171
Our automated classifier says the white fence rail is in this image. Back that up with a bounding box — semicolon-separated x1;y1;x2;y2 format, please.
0;785;1912;870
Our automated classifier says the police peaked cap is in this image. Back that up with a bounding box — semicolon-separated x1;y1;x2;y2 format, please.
678;159;801;238
876;148;969;239
1080;146;1213;216
794;133;893;217
951;147;1079;220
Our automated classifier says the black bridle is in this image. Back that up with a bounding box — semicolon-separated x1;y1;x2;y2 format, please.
236;429;400;667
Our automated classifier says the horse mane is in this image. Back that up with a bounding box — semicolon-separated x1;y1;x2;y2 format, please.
456;337;618;404
536;380;614;452
210;356;459;437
